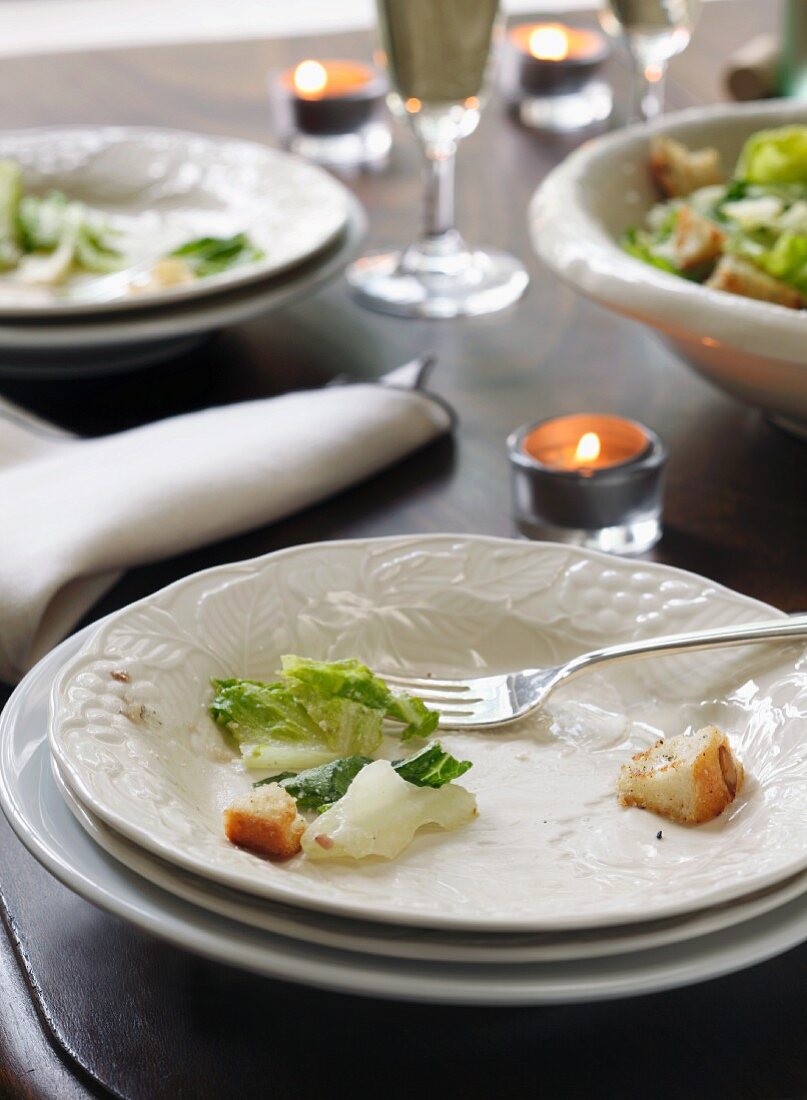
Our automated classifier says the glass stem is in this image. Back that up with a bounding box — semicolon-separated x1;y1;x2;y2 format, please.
629;56;668;123
421;142;458;243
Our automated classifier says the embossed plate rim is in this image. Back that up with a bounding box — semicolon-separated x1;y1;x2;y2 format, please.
2;631;806;1003
47;535;807;932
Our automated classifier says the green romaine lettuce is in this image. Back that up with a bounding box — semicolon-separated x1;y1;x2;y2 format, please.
735;125;807;185
16;189;121;276
210;677;383;771
210;657;440;771
393;741;472;788
168;232;263;277
621;227;681;275
255;742;472;811
281;655;439;741
18;191;70;251
0;160;22;270
255;756;374;810
732;229;807;295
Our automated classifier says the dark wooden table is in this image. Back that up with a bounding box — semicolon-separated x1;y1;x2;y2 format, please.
1;4;806;1098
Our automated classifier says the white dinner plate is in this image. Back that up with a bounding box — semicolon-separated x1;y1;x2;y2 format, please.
0;127;350;317
53;756;807;966
0;195;365;378
49;536;807;931
3;632;807;1004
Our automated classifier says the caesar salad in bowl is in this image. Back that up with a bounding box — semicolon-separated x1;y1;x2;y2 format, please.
530;101;807;438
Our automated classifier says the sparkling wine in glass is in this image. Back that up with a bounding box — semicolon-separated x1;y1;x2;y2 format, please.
346;0;529;319
599;0;701;122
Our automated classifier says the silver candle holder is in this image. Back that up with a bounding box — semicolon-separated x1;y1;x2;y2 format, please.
270;59;391;173
500;23;612;133
508;413;667;555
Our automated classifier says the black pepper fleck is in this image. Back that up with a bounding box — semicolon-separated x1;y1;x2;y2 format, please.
656;830;663;840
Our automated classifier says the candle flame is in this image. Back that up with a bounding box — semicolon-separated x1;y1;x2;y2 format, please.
293;59;328;97
528;24;570;62
575;431;601;464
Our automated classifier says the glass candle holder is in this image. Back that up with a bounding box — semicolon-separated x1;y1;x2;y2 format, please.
501;23;612;133
508;414;667;555
271;59;391;172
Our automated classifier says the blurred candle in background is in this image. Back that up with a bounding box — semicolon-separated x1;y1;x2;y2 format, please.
501;22;612;132
270;59;391;173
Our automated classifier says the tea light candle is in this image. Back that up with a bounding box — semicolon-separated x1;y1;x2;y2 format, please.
507;414;667;555
501;23;612;132
270;59;391;171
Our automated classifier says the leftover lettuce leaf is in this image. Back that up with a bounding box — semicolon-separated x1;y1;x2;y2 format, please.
168;232;263;277
255;756;374;810
211;658;440;772
16;189;121;278
255;741;472;811
0;160;22;270
281;655;439;741
210;677;383;771
393;741;472;788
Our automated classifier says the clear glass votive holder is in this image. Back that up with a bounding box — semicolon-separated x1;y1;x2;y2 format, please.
500;23;612;133
270;60;392;173
507;414;667;556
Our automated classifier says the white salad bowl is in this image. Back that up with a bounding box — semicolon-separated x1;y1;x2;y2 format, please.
530;100;807;438
48;535;807;933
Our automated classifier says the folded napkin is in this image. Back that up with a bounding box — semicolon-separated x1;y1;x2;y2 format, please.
0;361;452;684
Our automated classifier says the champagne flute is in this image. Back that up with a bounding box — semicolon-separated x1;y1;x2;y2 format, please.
599;0;702;122
346;0;529;319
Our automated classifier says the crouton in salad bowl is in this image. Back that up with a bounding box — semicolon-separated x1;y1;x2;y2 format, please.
530;101;807;438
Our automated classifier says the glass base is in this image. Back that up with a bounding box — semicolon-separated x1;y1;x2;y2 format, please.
287;123;392;174
518;82;613;134
346;237;529;319
516;515;662;557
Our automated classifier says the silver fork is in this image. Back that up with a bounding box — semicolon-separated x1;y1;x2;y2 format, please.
381;615;807;729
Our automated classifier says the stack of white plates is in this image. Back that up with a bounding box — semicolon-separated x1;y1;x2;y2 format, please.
2;535;806;1004
0;127;364;378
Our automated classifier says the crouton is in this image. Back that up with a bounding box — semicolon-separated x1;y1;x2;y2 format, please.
223;783;305;858
649;135;724;199
129;257;194;295
706;254;804;309
617;726;744;825
670;207;726;270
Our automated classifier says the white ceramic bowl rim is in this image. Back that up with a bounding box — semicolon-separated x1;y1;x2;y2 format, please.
530;100;807;364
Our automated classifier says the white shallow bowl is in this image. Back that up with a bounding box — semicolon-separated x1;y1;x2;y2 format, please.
49;535;807;932
2;631;806;1004
530;100;807;437
0;127;350;317
0;195;365;378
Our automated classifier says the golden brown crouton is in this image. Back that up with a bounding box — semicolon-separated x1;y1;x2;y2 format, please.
223;783;305;858
649;135;724;199
670;207;726;270
617;726;744;825
706;255;804;309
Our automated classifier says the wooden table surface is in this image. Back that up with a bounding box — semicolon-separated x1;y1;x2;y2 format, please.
1;4;806;1098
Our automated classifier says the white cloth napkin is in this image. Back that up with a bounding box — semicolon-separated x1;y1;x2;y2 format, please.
0;365;451;683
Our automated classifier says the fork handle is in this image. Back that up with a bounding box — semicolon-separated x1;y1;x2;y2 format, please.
559;614;807;685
